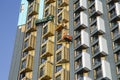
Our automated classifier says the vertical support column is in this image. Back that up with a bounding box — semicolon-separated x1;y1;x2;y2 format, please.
32;24;42;80
69;0;75;80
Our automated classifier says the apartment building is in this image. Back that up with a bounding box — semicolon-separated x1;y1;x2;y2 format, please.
9;0;120;80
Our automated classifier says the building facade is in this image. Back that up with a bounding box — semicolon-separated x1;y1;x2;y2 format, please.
9;0;120;80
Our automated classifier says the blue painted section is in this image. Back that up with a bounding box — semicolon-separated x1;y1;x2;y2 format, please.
18;0;28;26
38;0;44;19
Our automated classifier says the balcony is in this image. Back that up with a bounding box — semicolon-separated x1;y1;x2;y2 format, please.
57;29;72;42
40;40;54;58
74;0;87;12
23;35;36;52
39;61;53;80
20;54;33;73
55;69;69;80
56;46;69;64
28;1;39;16
74;11;88;30
58;0;68;7
42;21;54;38
44;4;54;17
26;17;36;32
57;9;69;23
74;30;89;50
95;60;112;80
75;52;91;73
115;3;120;20
89;0;103;16
90;16;105;35
45;0;55;4
93;36;108;57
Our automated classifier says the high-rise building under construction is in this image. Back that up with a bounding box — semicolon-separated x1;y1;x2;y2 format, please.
9;0;120;80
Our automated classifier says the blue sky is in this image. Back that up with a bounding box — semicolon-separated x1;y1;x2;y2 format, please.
0;0;21;80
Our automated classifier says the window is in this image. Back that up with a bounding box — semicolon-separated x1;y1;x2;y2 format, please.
109;8;116;18
74;30;81;36
42;45;46;54
58;13;62;23
93;55;101;65
25;32;30;38
56;75;61;80
41;57;47;64
112;27;119;38
74;0;80;10
108;1;114;9
21;60;26;69
58;8;63;14
93;43;99;54
110;20;118;28
43;25;48;35
22;51;28;58
28;5;33;13
19;73;25;80
40;67;45;77
75;50;82;57
57;44;62;50
57;31;62;41
58;0;62;6
76;73;83;80
90;15;96;23
45;9;49;17
90;22;97;33
95;66;102;79
75;58;82;70
27;21;31;29
75;36;81;48
56;65;62;72
56;51;62;62
117;64;120;74
114;41;120;49
116;51;120;62
74;16;80;27
91;33;98;42
24;40;29;48
89;4;95;14
42;37;48;43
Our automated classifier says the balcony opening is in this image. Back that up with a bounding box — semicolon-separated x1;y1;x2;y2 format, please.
42;37;48;43
93;55;101;65
109;8;116;19
56;74;61;80
76;72;83;80
117;64;120;74
24;40;29;49
112;27;119;38
114;40;120;50
22;51;28;58
90;22;97;33
42;45;46;54
56;65;62;72
19;72;26;80
40;66;45;77
43;25;48;35
75;58;82;70
57;44;62;50
21;60;26;69
75;49;82;58
75;36;81;49
94;66;102;79
92;43;100;55
41;57;47;64
91;33;98;43
56;51;62;62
